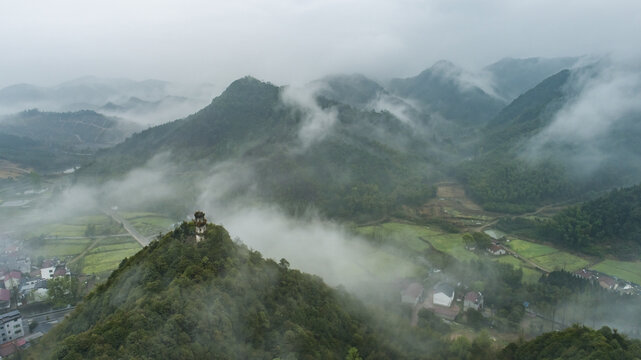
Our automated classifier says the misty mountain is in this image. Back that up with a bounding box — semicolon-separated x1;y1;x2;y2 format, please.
0;109;140;150
0;77;216;126
26;222;428;359
81;76;440;220
459;62;641;213
484;57;579;101
388;60;506;126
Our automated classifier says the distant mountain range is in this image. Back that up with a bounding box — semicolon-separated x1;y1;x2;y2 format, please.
71;56;641;218
0;76;216;126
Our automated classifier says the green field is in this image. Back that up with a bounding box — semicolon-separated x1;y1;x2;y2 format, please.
24;213;150;276
506;238;589;272
81;239;141;275
529;252;589;272
122;212;176;236
31;238;93;258
506;239;557;258
591;260;641;285
357;222;479;261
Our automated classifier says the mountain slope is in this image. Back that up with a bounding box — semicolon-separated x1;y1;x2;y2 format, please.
484;57;578;101
0;132;87;172
389;60;506;126
81;76;438;220
27;221;420;359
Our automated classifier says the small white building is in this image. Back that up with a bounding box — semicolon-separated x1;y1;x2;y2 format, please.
40;266;55;280
433;282;455;307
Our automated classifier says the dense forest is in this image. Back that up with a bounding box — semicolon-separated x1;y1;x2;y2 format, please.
541;184;641;258
500;325;641;360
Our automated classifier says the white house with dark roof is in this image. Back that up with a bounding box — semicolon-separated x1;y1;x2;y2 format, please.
433;282;455;307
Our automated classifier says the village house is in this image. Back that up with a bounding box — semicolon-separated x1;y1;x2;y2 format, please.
401;282;424;305
463;291;483;311
598;275;618;290
40;266;55;280
0;289;10;309
15;257;30;274
433;282;455;308
0;310;23;344
574;268;596;281
487;243;507;256
3;271;21;290
0;310;25;358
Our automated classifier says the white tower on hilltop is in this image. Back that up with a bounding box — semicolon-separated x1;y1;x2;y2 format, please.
194;211;207;242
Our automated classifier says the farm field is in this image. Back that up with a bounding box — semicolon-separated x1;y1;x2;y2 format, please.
506;239;557;258
81;237;141;275
529;252;589;272
357;222;480;262
122;212;176;237
25;213;143;275
506;238;589;272
591;260;641;285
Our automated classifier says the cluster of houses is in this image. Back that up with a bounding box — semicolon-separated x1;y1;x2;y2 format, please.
573;268;641;295
401;280;484;322
0;241;71;310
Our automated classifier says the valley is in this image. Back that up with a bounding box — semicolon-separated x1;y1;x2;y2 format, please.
1;56;640;359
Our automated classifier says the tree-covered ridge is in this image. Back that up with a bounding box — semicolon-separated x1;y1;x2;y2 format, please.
0;131;86;171
541;184;641;258
28;222;412;359
500;325;641;360
80;76;438;220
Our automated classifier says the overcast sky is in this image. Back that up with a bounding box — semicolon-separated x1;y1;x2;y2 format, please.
1;0;640;89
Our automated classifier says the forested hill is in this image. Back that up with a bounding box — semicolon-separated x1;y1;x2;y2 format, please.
540;184;641;258
27;221;432;359
457;66;641;213
500;325;641;360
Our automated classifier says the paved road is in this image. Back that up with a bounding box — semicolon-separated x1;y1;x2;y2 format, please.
103;209;149;247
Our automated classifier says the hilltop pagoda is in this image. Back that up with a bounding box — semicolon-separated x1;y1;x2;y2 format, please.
194;211;207;242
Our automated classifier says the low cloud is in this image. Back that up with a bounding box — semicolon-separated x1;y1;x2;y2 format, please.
522;58;641;174
281;84;338;149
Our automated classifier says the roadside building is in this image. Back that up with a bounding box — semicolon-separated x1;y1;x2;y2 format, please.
463;291;483;311
0;310;24;344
